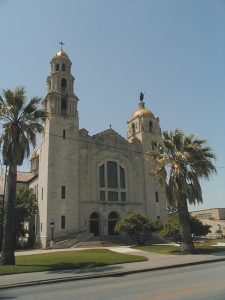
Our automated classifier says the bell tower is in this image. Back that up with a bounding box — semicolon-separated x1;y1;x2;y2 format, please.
37;49;80;248
127;93;167;223
127;93;162;151
44;50;79;122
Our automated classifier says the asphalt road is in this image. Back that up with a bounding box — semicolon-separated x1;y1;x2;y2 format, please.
1;262;225;300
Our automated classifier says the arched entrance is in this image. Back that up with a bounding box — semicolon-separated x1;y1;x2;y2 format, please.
90;212;99;236
108;211;120;235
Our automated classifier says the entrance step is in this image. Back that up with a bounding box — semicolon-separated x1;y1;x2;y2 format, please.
73;236;131;248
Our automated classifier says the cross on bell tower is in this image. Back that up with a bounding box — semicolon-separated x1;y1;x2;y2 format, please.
59;41;65;51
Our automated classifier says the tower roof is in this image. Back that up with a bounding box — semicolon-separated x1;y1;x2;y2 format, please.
131;107;154;120
55;50;70;59
131;98;154;120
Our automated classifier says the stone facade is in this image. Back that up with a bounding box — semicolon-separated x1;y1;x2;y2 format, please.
28;50;168;248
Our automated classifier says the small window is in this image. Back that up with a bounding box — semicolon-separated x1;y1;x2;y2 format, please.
157;216;160;220
61;78;67;93
100;191;105;201
41;222;42;232
61;99;67;115
61;78;67;87
62;64;66;71
120;166;125;188
99;164;105;187
121;192;126;202
149;121;153;132
63;129;66;139
41;188;43;200
108;191;118;201
155;191;159;202
107;161;118;188
61;216;66;229
56;64;59;71
61;186;66;199
131;123;135;135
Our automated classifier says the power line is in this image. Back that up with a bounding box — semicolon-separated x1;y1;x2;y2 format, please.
41;131;224;169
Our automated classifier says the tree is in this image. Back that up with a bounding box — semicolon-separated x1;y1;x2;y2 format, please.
0;87;46;265
160;213;181;244
114;212;160;245
190;216;211;242
160;214;211;244
15;186;38;244
146;129;216;254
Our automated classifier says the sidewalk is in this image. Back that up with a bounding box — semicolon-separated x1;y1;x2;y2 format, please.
1;246;225;289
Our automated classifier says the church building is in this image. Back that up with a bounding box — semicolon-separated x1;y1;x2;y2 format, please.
28;49;168;248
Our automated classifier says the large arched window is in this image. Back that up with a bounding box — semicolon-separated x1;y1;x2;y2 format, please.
99;161;126;202
56;64;59;71
62;64;66;71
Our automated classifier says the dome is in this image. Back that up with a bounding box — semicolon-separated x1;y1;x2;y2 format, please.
31;149;40;159
131;108;154;120
55;50;69;59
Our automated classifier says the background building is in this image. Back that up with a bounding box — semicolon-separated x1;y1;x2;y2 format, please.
191;208;225;239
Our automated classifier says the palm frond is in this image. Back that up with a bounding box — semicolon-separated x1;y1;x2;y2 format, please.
0;87;45;166
148;128;216;206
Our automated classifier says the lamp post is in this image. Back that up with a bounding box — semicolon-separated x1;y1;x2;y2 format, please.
0;164;8;251
50;219;55;248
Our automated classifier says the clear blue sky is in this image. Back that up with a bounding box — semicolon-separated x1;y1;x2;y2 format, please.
0;0;224;210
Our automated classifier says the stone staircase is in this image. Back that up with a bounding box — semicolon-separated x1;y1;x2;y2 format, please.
50;232;166;249
51;232;94;249
74;235;132;248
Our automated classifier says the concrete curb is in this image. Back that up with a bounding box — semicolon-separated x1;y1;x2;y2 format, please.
1;257;225;290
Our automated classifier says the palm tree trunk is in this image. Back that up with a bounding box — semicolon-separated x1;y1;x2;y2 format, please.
0;162;17;265
177;196;195;254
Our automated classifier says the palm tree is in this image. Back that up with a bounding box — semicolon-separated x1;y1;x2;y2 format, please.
146;129;216;254
0;87;46;265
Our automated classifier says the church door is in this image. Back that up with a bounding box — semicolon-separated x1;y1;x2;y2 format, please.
90;212;99;236
108;211;119;235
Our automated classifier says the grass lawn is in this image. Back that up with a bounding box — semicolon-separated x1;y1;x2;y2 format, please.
206;238;225;245
0;249;147;276
133;245;180;254
133;244;225;255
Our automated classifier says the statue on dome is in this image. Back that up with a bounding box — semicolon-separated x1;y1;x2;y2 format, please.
140;92;144;101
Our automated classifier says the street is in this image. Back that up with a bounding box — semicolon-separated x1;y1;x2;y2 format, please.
0;262;225;300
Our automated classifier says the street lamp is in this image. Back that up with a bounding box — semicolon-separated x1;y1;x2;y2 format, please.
50;220;55;248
